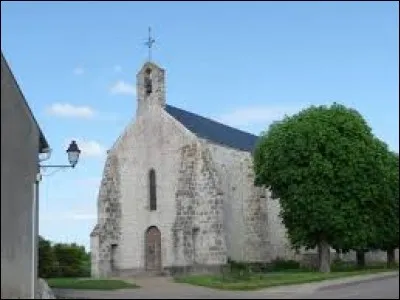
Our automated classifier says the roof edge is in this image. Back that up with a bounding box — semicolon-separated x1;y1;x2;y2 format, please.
165;104;259;152
165;104;259;139
1;51;49;152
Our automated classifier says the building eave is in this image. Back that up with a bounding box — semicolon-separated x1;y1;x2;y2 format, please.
1;51;50;153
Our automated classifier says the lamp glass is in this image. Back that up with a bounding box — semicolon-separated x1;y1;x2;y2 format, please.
66;140;81;167
67;151;80;167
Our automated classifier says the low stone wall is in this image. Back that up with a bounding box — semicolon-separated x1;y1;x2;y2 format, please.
300;249;399;269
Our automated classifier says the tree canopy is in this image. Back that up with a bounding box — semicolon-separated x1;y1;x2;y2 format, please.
38;236;90;278
367;144;399;265
253;103;392;272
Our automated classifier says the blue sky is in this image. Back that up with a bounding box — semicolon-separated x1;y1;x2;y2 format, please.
1;1;398;250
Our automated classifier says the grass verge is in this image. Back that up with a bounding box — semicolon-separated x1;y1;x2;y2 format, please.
175;268;398;291
47;278;139;290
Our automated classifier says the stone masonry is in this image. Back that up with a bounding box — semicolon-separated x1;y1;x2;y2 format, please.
171;142;227;274
206;142;272;262
90;153;122;278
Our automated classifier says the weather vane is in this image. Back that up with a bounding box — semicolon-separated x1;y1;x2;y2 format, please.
145;27;155;62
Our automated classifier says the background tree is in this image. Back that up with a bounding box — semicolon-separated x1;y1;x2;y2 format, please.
38;236;56;278
254;103;381;272
53;242;90;277
367;145;399;267
38;237;91;278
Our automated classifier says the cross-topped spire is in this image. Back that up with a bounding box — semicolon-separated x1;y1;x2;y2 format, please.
144;27;156;62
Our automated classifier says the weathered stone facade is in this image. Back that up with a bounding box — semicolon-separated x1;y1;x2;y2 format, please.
206;143;272;262
171;142;227;274
91;61;398;278
90;153;122;277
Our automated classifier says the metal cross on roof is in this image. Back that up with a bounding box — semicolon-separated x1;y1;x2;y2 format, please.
145;27;156;62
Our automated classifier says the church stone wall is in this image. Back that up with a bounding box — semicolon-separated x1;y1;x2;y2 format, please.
207;142;296;263
98;106;198;276
264;190;299;261
170;142;227;274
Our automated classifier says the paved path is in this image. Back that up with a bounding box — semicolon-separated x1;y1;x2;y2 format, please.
298;275;399;299
53;272;399;299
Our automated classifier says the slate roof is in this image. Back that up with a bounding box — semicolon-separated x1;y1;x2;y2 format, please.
165;104;259;152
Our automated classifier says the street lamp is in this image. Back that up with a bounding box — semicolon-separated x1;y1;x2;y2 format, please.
34;140;81;297
40;140;81;169
66;140;81;168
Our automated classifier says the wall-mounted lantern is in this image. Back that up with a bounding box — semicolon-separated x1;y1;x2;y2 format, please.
66;140;81;168
40;140;81;169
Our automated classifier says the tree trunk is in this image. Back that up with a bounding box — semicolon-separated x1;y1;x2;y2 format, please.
387;249;395;268
318;239;331;273
356;250;365;268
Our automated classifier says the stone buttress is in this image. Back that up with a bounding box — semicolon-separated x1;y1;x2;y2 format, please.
90;153;122;278
171;142;227;274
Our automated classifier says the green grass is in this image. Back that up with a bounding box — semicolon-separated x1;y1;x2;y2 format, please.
175;267;398;291
47;278;139;290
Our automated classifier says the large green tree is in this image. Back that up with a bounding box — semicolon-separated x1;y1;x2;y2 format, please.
336;140;399;267
329;138;390;267
254;103;382;272
368;144;399;267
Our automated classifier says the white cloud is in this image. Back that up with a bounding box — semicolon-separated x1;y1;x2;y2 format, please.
73;67;85;75
114;65;122;72
66;139;107;158
216;104;303;127
46;103;120;122
79;140;107;158
110;80;136;96
47;103;95;119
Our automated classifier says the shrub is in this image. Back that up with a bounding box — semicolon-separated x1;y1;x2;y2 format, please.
222;257;302;280
270;258;301;271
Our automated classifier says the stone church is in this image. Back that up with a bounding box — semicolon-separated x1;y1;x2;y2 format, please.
90;60;296;277
90;61;397;278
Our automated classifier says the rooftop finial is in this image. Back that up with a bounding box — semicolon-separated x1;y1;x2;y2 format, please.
144;27;155;62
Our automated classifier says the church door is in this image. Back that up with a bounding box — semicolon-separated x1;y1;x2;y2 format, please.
145;226;162;272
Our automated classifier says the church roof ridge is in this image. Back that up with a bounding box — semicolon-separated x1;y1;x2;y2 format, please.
165;104;259;152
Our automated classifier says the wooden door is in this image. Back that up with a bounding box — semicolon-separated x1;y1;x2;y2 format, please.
145;226;161;271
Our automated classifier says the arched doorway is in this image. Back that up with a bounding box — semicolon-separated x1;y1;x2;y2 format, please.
145;226;161;271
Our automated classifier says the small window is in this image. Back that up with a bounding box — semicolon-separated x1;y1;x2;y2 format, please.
144;68;152;95
110;244;118;271
149;169;157;211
